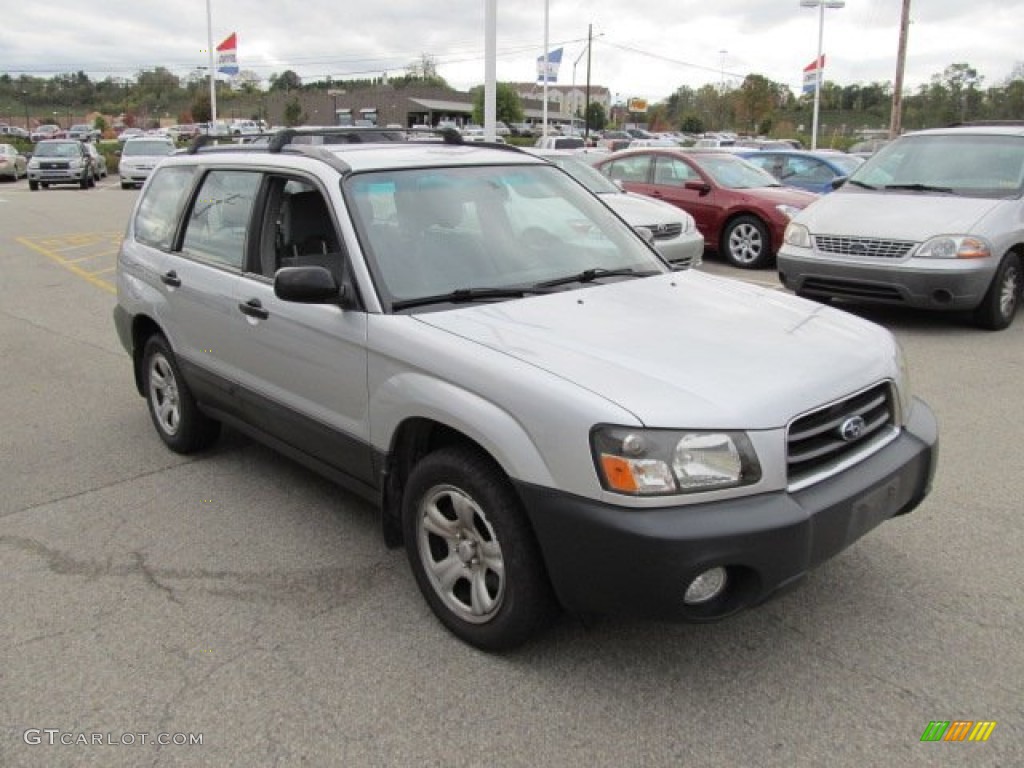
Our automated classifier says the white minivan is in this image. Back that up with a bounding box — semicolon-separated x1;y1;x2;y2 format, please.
778;124;1024;330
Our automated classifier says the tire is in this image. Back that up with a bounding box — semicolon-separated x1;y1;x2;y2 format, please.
141;335;221;453
121;181;131;190
721;215;771;269
41;183;49;189
29;180;38;191
79;174;89;189
973;252;1020;330
402;446;556;651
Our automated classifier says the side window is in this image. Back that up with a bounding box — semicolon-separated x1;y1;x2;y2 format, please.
134;166;197;250
182;170;261;269
604;155;650;183
255;178;343;280
653;157;697;186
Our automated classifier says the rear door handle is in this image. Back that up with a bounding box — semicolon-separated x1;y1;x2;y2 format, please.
160;270;181;287
238;298;269;320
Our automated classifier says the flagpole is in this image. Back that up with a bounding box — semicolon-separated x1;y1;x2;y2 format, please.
542;0;549;137
206;0;218;127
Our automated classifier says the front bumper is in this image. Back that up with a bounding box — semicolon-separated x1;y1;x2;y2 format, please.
653;232;704;268
28;167;88;185
516;397;937;620
778;247;995;310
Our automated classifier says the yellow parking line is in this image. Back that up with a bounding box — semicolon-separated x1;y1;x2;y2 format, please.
16;236;116;294
88;266;117;276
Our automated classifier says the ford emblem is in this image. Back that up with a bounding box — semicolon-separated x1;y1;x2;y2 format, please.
839;416;866;442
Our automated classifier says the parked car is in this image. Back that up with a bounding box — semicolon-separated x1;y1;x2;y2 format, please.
26;139;95;189
534;135;585;150
778;123;1024;330
30;124;64;142
0;143;28;180
113;128;936;650
83;142;108;181
117;127;145;143
67;123;100;142
118;137;177;189
509;122;535;138
531;149;703;268
848;138;890;158
739;149;864;194
593;148;817;268
1;124;31;140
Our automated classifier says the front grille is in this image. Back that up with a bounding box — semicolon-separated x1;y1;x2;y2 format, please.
787;383;896;483
41;162;69;170
814;235;916;259
645;222;683;240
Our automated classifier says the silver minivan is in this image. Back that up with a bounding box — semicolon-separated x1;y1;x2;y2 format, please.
778;124;1024;330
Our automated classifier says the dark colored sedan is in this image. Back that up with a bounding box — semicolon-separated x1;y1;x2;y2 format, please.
594;149;818;268
739;149;864;194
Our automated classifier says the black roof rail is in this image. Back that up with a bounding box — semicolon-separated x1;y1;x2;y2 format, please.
947;120;1024;128
186;133;247;154
267;126;411;152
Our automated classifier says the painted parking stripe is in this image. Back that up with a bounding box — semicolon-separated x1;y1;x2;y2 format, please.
17;233;121;294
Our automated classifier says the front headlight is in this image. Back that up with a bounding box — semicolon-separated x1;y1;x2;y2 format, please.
69;159;83;169
784;221;811;248
916;235;990;260
28;158;39;169
591;426;762;496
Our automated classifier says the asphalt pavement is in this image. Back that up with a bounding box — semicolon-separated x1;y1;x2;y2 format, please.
0;176;1020;767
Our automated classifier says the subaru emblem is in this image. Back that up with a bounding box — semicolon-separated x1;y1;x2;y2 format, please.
839;416;866;442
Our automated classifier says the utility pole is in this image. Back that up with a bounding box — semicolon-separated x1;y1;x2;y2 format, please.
889;0;911;138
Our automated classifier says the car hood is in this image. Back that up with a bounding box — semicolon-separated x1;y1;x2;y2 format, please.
414;272;896;429
733;185;819;207
797;189;1000;239
599;191;691;226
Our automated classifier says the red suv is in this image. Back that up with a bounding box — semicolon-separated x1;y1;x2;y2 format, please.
594;149;818;269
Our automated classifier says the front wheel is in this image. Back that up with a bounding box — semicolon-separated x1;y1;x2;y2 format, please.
974;252;1020;330
29;180;38;191
402;446;556;651
141;335;220;453
721;215;771;269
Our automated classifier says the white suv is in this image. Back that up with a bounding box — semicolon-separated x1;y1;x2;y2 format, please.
779;124;1024;329
114;129;937;650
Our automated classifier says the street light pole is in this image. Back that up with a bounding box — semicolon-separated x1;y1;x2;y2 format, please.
800;0;844;151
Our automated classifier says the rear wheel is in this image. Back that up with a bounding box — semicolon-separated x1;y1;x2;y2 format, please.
721;215;771;269
402;446;556;650
141;335;221;453
974;252;1020;330
29;180;38;191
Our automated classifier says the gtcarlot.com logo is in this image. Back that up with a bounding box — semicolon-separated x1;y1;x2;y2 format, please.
920;720;997;742
23;729;203;747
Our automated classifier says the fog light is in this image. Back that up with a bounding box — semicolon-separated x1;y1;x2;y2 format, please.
684;567;728;605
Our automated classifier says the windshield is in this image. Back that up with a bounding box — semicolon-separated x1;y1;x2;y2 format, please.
850;134;1024;197
690;154;780;189
538;154;621;195
347;163;666;308
33;142;81;158
123;140;175;156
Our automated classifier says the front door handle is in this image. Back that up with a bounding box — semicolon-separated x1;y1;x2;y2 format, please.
160;270;181;287
238;298;269;320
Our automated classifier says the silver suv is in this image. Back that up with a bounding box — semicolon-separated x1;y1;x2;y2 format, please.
114;129;938;650
778;124;1024;330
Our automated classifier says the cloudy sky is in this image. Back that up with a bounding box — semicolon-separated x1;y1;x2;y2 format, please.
3;0;1022;102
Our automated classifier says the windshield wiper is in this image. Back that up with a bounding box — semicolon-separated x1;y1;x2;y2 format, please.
846;179;877;190
884;183;954;194
535;267;659;289
390;286;553;311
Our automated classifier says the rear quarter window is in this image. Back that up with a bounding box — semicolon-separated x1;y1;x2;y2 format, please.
134;166;197;250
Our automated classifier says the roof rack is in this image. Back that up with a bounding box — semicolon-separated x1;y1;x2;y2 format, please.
185;125;527;157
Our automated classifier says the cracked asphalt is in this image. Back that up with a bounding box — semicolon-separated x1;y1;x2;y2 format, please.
0;178;1021;768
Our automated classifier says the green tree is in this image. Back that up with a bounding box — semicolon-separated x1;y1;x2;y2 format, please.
470;83;524;126
269;70;302;92
283;97;306;126
585;101;607;132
